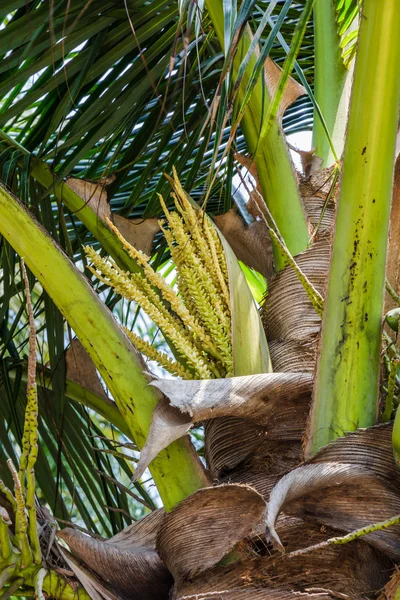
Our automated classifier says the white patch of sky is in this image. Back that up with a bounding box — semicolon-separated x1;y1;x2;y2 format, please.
287;130;313;170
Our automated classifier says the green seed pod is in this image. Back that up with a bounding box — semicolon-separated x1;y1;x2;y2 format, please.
386;308;400;333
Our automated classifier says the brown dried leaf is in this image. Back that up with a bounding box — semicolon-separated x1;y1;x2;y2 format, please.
133;373;312;480
66;339;107;400
173;513;390;599
204;417;266;478
156;484;266;580
174;538;390;600
151;373;311;426
59;546;118;600
65;177;160;255
214;210;274;279
66;177;112;221
264;57;306;118
113;215;160;257
58;515;173;600
215;438;303;499
266;462;369;551
107;508;164;551
266;424;400;560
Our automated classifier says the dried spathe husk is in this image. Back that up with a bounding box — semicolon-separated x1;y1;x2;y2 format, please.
132;373;312;481
66;177;160;255
65;338;108;400
266;424;400;560
157;485;266;579
58;510;172;600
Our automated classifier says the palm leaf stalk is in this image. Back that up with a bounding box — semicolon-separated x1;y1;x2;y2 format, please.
204;0;309;267
306;0;400;456
0;129;142;276
0;183;209;510
312;0;356;165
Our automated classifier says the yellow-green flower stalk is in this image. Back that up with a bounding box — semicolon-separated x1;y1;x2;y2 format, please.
0;261;91;600
85;172;233;380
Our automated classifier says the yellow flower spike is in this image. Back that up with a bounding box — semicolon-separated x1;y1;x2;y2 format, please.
87;251;214;377
157;193;173;223
160;215;231;363
170;193;226;301
180;265;232;364
160;224;202;322
85;174;234;380
124;329;193;379
166;213;221;308
166;211;229;320
169;169;230;296
17;260;42;565
203;217;231;309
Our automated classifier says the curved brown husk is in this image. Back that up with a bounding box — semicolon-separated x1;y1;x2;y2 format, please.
58;510;172;600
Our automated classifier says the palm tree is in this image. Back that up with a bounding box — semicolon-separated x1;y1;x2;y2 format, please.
0;0;400;598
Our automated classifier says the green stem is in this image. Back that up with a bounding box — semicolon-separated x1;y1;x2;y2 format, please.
306;0;400;457
312;0;352;165
289;513;400;558
393;404;400;468
0;517;12;561
205;1;308;268
387;279;400;306
0;129;141;275
0;185;209;509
